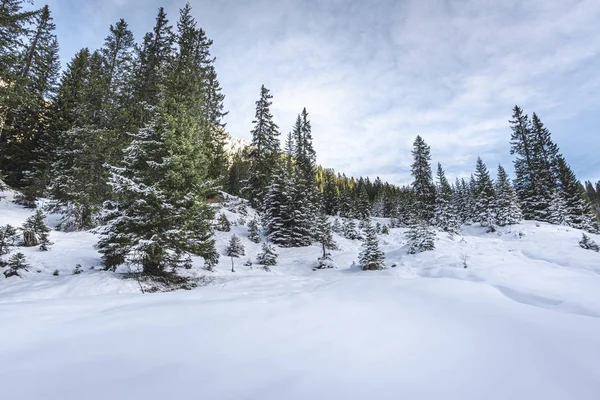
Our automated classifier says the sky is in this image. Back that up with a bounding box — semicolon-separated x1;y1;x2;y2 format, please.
42;0;600;186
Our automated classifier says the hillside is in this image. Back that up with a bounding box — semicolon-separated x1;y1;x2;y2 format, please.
1;189;600;399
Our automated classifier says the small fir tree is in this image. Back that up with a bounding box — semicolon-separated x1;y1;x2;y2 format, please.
4;252;30;278
215;213;231;232
381;224;389;235
579;234;599;252
547;190;569;226
494;165;522;226
256;242;278;268
406;222;436;254
343;219;361;240
247;217;261;243
0;225;18;255
225;234;245;257
358;220;385;270
22;209;51;249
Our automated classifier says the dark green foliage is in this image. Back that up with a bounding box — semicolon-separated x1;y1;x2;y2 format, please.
342;218;361;240
315;213;337;253
225;234;245;257
381;224;389;235
4;252;29;278
579;234;598;252
358;219;385;270
555;155;596;232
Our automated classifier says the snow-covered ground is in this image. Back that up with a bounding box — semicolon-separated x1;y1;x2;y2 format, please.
1;190;600;400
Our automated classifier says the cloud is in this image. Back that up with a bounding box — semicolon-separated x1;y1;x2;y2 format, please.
48;0;600;185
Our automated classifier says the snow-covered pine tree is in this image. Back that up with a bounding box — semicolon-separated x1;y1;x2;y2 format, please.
0;225;18;255
245;85;280;210
256;242;278;268
555;155;597;232
509;106;552;221
472;157;496;230
225;234;245;257
322;168;339;216
3;252;30;278
343;218;361;240
331;218;342;233
247;217;261;243
434;163;459;234
579;234;599;252
494;164;522;226
315;213;337;252
358;219;385;270
381;224;389;234
406;221;436;254
410;135;436;222
95;108;218;279
215;213;231;232
356;185;371;220
264;161;293;247
22;209;51;249
547;190;569;226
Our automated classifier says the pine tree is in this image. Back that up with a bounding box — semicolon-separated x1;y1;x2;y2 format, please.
356;185;371;220
579;233;599;252
556;155;596;232
315;213;337;253
225;234;245;257
96;110;218;278
245;85;280;209
247;217;261;243
1;5;60;193
3;252;29;278
406;222;436;254
358;219;385;270
322;168;339;215
494;164;522;226
342;218;360;240
410;136;435;222
434;163;459;233
256;242;277;268
22;209;50;249
0;224;18;255
215;213;231;232
547;190;569;226
472;157;496;230
264;162;292;246
331;218;342;233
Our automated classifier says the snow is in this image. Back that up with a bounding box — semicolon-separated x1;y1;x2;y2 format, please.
1;190;600;399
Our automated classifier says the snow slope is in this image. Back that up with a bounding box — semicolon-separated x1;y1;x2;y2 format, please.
1;191;600;400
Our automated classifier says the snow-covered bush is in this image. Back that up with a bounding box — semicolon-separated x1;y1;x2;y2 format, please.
579;234;599;252
247;218;261;243
314;252;336;270
21;209;51;250
3;252;29;278
256;243;277;268
406;222;435;254
0;224;18;255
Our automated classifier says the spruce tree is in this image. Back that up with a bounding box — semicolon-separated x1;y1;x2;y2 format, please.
547;190;569;226
0;224;18;255
96;109;218;278
494;164;522;226
406;222;436;254
247;217;261;243
22;209;51;249
434;162;459;233
256;242;277;268
472;157;496;230
3;252;29;278
555;155;596;231
215;213;231;232
358;219;385;270
264;161;293;246
342;218;361;240
245;85;280;209
315;213;337;254
410;136;435;222
225;234;245;257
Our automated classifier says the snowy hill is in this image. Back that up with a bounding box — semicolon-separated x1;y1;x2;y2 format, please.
223;130;250;156
1;189;600;399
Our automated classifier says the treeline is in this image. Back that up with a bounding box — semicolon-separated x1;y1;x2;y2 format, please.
0;1;597;279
